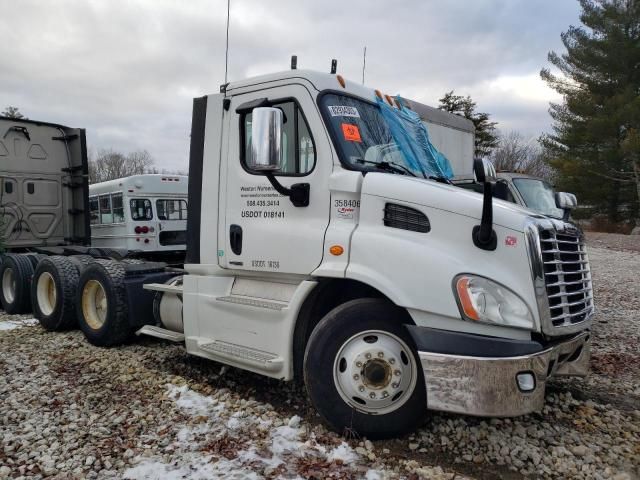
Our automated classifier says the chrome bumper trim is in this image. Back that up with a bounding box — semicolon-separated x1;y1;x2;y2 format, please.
419;332;590;417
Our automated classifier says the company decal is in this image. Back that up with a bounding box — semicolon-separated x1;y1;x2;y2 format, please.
341;123;362;142
239;184;286;219
505;236;518;247
328;105;360;118
334;199;360;220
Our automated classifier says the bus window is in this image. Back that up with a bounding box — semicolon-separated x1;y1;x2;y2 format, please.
89;197;99;225
130;199;153;221
99;195;112;224
112;193;125;223
156;199;188;220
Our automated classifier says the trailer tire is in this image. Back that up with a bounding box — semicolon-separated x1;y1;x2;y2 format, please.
26;254;47;269
304;298;426;439
0;254;35;314
76;259;131;347
120;258;145;265
68;255;95;274
31;256;80;331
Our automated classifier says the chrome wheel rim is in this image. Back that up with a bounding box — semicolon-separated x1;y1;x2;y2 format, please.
36;272;57;316
2;268;16;304
82;280;107;330
333;329;418;414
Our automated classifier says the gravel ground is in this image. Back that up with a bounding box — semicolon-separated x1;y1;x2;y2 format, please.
1;234;638;480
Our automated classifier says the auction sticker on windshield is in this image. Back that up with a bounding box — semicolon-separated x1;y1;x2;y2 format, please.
328;105;360;117
341;123;362;142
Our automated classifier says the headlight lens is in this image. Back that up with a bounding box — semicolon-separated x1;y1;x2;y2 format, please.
454;275;534;330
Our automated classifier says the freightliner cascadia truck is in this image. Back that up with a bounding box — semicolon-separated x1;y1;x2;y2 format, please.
1;69;593;438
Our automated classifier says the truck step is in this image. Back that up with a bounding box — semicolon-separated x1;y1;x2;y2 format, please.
216;295;286;310
198;340;283;371
143;282;183;294
136;325;185;342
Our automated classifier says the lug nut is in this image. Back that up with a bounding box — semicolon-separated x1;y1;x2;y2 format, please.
359;386;365;392
353;374;360;380
394;370;401;376
392;382;399;389
377;351;384;358
356;361;363;368
369;392;376;399
365;353;372;359
382;391;389;398
389;358;396;364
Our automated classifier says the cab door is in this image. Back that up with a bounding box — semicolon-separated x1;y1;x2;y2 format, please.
220;84;332;275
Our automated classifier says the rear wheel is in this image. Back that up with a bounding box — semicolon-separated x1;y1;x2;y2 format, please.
76;260;131;346
31;256;80;331
304;298;426;439
0;254;35;314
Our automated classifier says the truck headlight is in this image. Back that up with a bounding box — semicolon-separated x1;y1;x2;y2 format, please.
454;275;534;330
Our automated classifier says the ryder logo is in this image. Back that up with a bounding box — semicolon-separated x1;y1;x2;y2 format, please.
505;236;518;247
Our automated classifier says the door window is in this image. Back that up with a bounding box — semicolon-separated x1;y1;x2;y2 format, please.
112;193;125;223
99;195;112;224
89;197;99;225
241;100;316;175
130;199;153;221
156;199;188;220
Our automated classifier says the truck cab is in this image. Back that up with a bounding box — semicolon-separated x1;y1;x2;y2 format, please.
31;69;593;438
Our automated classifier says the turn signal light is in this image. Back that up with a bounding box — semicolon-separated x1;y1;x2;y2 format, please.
329;245;344;256
456;277;480;321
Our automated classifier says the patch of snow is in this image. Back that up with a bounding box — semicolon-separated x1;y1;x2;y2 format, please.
123;456;261;480
271;424;303;456
366;469;384;480
287;415;301;428
0;318;38;331
166;384;223;418
328;442;359;464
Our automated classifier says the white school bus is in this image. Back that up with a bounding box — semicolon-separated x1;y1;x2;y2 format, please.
88;174;188;254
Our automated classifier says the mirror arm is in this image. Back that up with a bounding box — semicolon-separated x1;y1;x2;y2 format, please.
265;173;310;208
472;181;497;251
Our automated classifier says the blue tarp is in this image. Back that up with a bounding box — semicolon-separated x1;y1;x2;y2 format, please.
376;96;454;179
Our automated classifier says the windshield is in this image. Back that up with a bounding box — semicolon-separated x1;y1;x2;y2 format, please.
320;93;452;179
512;178;563;218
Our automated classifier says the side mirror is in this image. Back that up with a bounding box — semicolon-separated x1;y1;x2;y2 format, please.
472;158;497;251
249;107;283;172
246;106;310;207
555;192;577;221
473;158;497;183
555;192;577;210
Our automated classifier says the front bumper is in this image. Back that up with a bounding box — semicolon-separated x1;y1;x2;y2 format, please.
417;331;590;417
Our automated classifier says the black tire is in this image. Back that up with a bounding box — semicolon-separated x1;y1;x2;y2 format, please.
31;256;80;331
68;255;95;274
26;253;47;269
75;259;131;346
304;298;426;439
0;254;35;314
120;258;145;265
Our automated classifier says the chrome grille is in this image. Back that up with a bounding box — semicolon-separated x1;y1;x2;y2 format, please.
538;228;594;328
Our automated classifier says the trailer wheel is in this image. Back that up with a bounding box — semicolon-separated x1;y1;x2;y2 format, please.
68;255;95;274
304;298;426;439
31;256;80;331
0;254;35;314
26;253;47;269
76;260;131;346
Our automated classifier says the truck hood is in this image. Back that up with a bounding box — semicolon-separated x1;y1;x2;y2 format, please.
362;173;540;233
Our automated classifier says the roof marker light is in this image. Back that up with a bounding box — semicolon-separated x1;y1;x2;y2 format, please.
336;75;346;88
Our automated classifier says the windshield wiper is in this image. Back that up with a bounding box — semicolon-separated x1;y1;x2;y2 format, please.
355;158;418;177
428;175;452;185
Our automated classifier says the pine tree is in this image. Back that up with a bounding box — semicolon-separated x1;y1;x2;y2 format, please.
438;91;498;158
541;0;640;224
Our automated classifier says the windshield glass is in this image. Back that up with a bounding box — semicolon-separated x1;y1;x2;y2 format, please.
320;93;452;179
512;178;563;218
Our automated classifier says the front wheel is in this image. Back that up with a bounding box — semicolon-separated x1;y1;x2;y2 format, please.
304;298;426;439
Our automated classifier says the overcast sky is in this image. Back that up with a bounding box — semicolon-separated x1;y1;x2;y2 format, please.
1;0;580;171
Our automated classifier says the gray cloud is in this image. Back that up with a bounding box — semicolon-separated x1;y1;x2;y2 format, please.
0;0;581;169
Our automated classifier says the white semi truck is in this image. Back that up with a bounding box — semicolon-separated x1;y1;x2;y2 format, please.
3;69;593;438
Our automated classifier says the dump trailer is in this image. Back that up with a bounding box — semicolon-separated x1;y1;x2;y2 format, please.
5;69;594;439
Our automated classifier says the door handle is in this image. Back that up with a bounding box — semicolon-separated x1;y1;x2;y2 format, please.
230;224;243;255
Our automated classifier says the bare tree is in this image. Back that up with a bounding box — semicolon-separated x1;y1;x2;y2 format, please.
2;106;26;119
490;131;553;180
88;149;155;183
